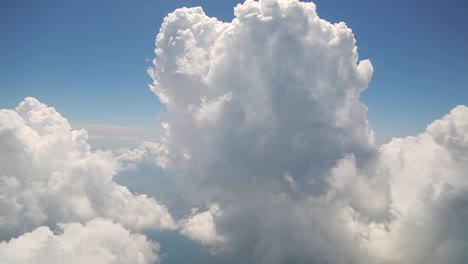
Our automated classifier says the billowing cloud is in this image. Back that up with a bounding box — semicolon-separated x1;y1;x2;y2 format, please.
0;97;175;240
0;218;159;264
148;0;468;263
149;0;392;263
372;106;468;264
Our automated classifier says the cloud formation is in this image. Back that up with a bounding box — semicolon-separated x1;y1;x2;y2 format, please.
150;0;391;263
148;0;468;263
373;106;468;263
0;218;159;264
0;98;174;241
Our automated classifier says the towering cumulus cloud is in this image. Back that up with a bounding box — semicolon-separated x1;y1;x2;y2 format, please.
149;0;468;263
0;98;175;263
150;0;390;263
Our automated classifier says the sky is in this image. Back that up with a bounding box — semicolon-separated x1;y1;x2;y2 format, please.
1;1;468;264
1;0;467;141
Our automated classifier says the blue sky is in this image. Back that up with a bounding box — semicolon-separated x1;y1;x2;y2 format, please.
1;0;467;140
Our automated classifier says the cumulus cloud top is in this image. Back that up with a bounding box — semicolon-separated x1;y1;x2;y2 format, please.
0;218;159;264
150;0;376;196
0;98;175;240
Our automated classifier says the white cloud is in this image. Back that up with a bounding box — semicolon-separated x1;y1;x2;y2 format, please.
180;204;224;247
0;218;159;264
371;106;468;264
116;141;170;170
0;98;175;240
149;0;388;262
427;105;468;160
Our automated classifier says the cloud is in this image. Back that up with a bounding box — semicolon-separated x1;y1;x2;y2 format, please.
180;204;224;247
0;97;175;240
116;141;170;170
148;0;468;263
0;218;159;264
372;105;468;264
149;0;390;262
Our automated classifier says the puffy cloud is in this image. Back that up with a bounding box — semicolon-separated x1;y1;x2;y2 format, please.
0;97;175;240
150;0;376;194
427;105;468;160
0;218;159;264
149;0;391;263
180;204;224;247
372;106;468;264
